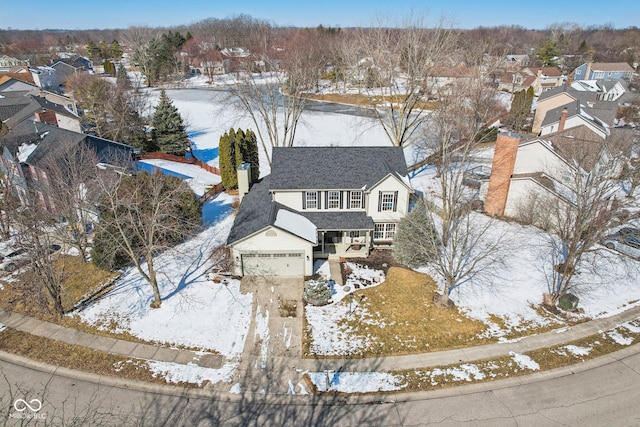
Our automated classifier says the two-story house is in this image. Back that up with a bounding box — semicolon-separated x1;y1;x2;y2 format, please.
572;62;635;81
226;146;414;277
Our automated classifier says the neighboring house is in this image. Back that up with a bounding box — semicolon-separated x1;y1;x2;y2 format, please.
573;62;635;81
29;66;58;90
51;55;93;86
0;93;81;133
0;121;137;212
569;78;636;104
539;100;613;139
503;54;532;71
0;55;29;73
498;67;564;95
0;77;78;115
481;129;629;219
227;146;414;277
533;84;624;135
427;64;475;97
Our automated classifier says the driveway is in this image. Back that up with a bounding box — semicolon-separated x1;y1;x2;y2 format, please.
235;276;305;393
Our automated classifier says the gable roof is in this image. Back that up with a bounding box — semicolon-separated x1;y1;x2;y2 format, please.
3;95;78;128
588;62;635;73
268;146;409;191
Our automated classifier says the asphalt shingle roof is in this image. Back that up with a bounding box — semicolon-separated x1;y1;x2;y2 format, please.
268;146;408;190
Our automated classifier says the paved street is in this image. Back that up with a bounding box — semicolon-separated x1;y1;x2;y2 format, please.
2;344;640;426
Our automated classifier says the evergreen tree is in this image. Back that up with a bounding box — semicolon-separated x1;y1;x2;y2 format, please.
152;90;188;155
245;129;260;183
393;201;438;268
109;40;123;60
536;39;559;67
234;128;246;169
219;130;237;189
86;40;99;60
218;128;260;189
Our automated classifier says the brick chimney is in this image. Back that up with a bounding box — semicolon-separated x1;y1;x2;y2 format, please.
34;110;58;126
484;132;521;216
558;108;568;132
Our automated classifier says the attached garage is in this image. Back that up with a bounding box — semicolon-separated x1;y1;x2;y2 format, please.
241;252;304;276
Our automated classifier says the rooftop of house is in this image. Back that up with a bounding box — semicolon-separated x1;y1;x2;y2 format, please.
2;94;78;128
541;100;614;135
268;146;410;191
1;122;137;168
587;62;635;72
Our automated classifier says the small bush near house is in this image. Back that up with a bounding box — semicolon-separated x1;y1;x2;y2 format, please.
303;279;332;306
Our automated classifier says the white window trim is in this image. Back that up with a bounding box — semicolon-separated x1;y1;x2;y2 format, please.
374;223;396;240
350;191;363;209
305;191;318;209
381;192;395;212
327;191;340;209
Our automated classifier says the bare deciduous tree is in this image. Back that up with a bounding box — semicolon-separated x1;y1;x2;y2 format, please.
538;141;627;305
399;63;505;307
94;170;201;308
345;14;457;148
228;46;313;165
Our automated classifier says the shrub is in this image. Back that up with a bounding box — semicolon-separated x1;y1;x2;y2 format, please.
303;279;332;306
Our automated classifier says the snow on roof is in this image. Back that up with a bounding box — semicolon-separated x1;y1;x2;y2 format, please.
17;143;37;162
274;209;317;243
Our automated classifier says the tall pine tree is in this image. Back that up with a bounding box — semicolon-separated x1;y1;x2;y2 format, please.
152;90;188;156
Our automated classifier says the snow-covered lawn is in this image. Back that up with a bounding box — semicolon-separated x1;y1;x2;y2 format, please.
139;159;221;196
79;197;251;363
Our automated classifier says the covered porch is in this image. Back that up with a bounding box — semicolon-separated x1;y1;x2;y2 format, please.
313;229;371;258
301;210;375;259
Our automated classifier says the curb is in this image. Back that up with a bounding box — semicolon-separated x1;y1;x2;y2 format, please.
2;343;639;403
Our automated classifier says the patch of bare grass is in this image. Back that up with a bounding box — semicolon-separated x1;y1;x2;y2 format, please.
304;93;439;110
336;267;490;356
0;327;200;388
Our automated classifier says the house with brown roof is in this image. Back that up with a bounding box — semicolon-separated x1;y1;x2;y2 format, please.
573;62;635;81
498;67;565;95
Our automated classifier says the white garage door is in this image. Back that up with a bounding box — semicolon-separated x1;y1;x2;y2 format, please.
241;252;304;276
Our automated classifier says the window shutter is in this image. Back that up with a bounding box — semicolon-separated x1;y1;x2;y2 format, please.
346;191;351;210
324;191;328;209
393;191;398;212
302;192;306;210
339;191;344;209
378;191;382;212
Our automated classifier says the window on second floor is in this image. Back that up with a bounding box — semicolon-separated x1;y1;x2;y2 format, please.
327;191;340;209
305;191;318;209
378;191;397;212
350;191;363;209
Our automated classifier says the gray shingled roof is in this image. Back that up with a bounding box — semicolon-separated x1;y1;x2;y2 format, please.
541;100;610;135
299;210;374;231
227;146;411;245
226;176;277;245
537;85;598;104
226;175;376;245
22;125;135;168
268;146;409;190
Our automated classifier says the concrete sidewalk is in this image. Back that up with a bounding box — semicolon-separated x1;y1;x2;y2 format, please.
1;298;640;386
0;308;224;369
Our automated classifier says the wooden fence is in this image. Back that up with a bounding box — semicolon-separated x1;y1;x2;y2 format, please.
139;152;225;201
